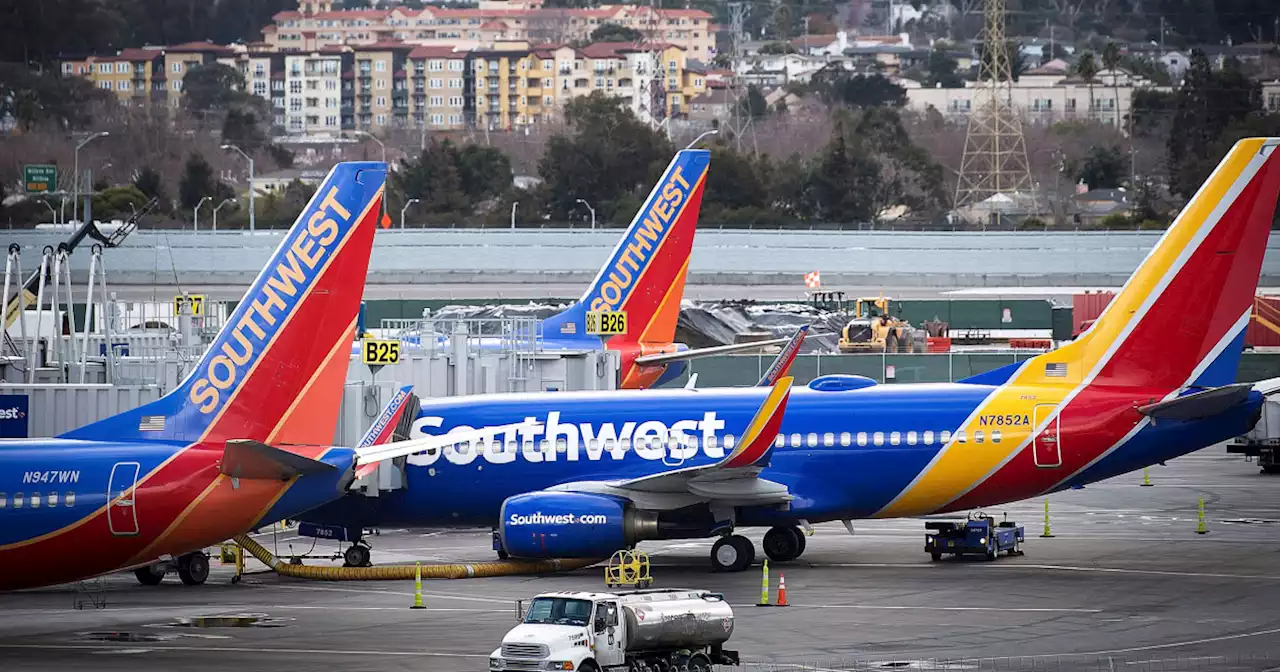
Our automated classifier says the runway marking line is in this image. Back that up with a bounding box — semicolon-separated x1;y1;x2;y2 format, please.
823;562;1280;581
731;603;1099;613
0;643;486;658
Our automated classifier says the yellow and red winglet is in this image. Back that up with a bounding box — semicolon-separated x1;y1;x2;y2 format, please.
719;376;793;470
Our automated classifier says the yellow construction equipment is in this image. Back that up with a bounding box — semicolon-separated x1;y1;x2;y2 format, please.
604;549;652;588
838;295;917;353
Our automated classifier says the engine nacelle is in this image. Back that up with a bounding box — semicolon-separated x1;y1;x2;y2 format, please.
499;492;657;559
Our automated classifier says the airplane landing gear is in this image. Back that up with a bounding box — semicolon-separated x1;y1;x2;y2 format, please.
343;541;372;567
134;564;164;586
177;552;210;586
710;534;755;572
762;526;807;562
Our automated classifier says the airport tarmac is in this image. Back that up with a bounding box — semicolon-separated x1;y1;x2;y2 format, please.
4;452;1280;672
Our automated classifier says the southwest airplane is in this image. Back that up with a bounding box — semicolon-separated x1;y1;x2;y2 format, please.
0;163;512;590
300;138;1280;572
362;147;790;389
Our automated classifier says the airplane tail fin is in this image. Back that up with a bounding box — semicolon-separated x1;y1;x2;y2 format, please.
542;149;710;346
1025;138;1280;391
61;162;387;445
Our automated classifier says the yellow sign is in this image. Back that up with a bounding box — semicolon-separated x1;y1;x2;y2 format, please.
586;310;628;336
362;339;401;365
174;294;206;317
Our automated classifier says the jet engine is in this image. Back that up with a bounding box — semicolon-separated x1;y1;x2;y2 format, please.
498;491;659;559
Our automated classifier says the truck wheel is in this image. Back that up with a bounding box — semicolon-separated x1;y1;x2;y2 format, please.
134;565;164;586
688;653;712;672
178;553;210;586
985;544;998;561
930;552;942;562
578;661;600;672
710;535;755;572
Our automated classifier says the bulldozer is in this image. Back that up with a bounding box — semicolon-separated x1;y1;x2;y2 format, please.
836;296;918;353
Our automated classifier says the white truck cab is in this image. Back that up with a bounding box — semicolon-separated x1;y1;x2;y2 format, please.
490;588;737;672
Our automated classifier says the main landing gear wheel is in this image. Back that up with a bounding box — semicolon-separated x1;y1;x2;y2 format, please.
343;543;372;567
177;553;210;586
134;565;164;586
763;526;807;562
710;535;755;572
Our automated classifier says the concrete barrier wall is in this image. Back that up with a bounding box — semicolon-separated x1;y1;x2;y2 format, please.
8;229;1279;287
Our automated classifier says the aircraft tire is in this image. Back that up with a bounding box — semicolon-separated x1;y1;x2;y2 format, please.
763;526;802;562
134;565;164;586
178;553;210;586
710;535;755;572
791;527;807;558
344;544;372;567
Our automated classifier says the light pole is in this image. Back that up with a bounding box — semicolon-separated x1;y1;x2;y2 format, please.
73;131;109;223
38;200;57;225
220;144;255;232
575;198;596;229
400;198;420;229
213;198;236;231
510;201;518;229
354;131;387;224
193;196;212;231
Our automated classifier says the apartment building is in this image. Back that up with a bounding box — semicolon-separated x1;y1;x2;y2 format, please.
59;41;233;109
264;0;715;59
281;51;347;136
904;65;1169;127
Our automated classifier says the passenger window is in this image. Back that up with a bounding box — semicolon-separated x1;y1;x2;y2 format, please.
907;431;917;446
774;435;784;448
789;433;801;448
923;430;935;445
47;492;58;507
14;493;23;508
707;436;719;450
956;430;967;444
556;439;567;453
506;441;518;453
588;438;600;451
974;430;984;444
839;432;851;446
0;492;6;508
724;435;736;449
620;438;631;452
65;492;76;507
823;433;835;447
941;430;952;444
31;492;41;508
873;432;884;446
538;439;549;452
806;433;818;447
857;432;868;446
889;432;900;446
991;430;1002;444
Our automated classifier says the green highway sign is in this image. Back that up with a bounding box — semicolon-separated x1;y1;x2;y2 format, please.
23;165;57;194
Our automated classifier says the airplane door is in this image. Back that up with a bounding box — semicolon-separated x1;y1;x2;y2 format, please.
662;437;687;467
107;461;141;536
1032;404;1062;468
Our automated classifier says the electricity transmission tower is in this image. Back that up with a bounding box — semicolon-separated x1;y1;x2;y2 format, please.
953;0;1036;221
726;2;755;152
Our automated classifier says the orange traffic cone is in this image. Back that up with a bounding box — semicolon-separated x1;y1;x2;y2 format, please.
776;573;790;607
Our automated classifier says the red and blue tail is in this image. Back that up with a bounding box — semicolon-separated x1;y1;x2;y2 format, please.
542;149;709;348
61;162;387;446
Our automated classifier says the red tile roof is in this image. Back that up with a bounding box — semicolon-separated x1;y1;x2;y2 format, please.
408;45;466;59
116;48;160;61
166;41;233;54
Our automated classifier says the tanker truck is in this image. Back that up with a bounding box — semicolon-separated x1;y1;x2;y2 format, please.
490;588;739;672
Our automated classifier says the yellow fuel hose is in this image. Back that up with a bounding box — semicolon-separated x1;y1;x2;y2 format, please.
233;534;598;580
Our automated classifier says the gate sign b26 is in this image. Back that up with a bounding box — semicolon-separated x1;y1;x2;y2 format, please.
23;165;57;194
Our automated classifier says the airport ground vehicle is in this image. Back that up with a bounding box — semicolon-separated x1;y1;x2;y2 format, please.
926;514;1024;561
1228;395;1280;473
491;589;738;672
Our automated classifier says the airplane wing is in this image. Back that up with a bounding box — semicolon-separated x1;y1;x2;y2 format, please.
550;377;794;508
353;420;540;476
632;336;797;367
757;325;808;386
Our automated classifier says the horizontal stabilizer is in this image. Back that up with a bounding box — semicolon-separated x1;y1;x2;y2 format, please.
1136;384;1253;420
221;440;338;481
633;336;798;366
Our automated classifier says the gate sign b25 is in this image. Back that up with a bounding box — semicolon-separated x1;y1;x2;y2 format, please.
23;165;57;194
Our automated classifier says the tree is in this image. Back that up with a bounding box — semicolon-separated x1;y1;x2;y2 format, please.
222;107;270;152
809;71;907;108
1101;42;1122;129
178;152;223;210
759;42;796;55
1075;52;1099;120
589;23;643;43
976;39;1026;82
92;186;150;221
738;85;769;119
1129;89;1176;138
924;48;964;88
455;143;513;203
133;166;165;203
182;63;248;112
393;141;469;217
1167;50;1261;197
0;63;115;131
1077;145;1126;189
771;3;793;39
538;92;672;223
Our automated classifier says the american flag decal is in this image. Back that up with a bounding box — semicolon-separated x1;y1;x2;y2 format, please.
560;323;576;335
138;416;166;432
1044;363;1067;378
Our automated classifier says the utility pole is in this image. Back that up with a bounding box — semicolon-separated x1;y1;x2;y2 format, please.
727;2;751;153
954;0;1037;225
